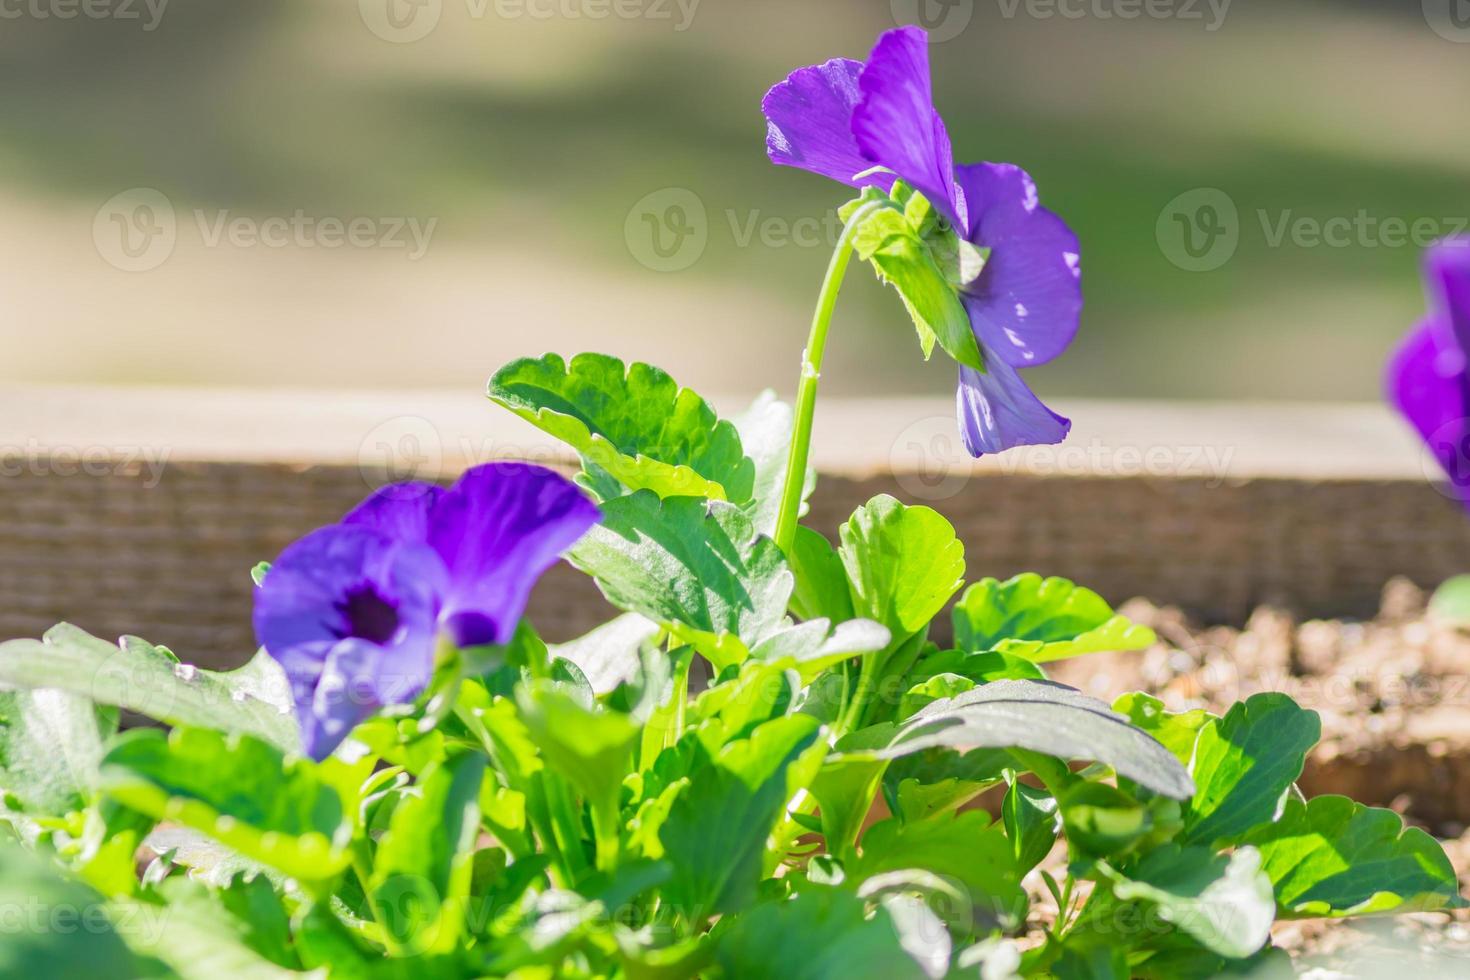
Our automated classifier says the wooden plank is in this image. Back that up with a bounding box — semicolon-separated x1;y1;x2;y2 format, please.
2;385;1465;669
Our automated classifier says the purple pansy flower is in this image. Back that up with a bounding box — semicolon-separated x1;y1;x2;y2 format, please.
253;462;599;760
1387;237;1470;503
762;25;1082;456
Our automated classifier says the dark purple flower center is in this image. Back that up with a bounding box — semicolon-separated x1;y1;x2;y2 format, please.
333;584;400;645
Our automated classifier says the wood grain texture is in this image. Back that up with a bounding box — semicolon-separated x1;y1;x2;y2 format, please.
2;386;1467;669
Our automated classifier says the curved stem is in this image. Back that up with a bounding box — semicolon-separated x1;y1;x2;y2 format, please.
773;201;884;556
837;652;880;736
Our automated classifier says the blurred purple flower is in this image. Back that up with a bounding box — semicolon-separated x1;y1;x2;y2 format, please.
1387;238;1470;504
253;462;599;760
762;25;1082;456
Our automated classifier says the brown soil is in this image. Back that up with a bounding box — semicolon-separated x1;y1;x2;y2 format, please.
1043;578;1470;967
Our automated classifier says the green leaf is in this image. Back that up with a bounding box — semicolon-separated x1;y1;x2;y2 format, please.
570;491;793;671
853;206;983;371
1133;943;1291;980
517;683;637;829
789;525;855;623
0;688;113;817
98;727;351;882
953;574;1156;664
878;893;952;979
142;826;274;889
0;625;296;751
1429;573;1470;626
1184;693;1320;847
659;715;821;917
294;904;389;979
1113;693;1211;766
853;810;1026;930
909;648;1047;687
480;889;607;973
370;750;486;955
839;495;965;640
1051;937;1129;980
868;680;1195;800
114;875;305;979
714;887;929;980
1059;781;1153;858
1107;846;1275;959
884;746;1011;823
1003;774;1060;876
1250;795;1467;917
550;613;662;696
808;749;889;860
488;352;754;502
748;618;891;682
733;390;812;537
0;842;137;979
897;673;976;722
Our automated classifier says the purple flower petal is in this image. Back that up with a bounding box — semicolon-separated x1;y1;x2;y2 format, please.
253;524;446;759
343;483;445;544
1426;237;1470;358
1387;320;1470;501
763;57;878;188
300;638;387;761
956;361;1071;457
851;26;964;228
955;162;1082;369
427;463;600;648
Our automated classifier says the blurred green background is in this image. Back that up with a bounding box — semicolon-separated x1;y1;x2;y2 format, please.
2;0;1466;403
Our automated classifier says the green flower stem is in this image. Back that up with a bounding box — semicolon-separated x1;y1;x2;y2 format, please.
590;791;622;874
773;200;884;556
837;652;881;736
543;773;590;882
